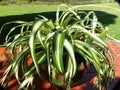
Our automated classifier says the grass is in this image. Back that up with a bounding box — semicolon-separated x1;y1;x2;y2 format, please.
0;5;58;16
0;3;120;44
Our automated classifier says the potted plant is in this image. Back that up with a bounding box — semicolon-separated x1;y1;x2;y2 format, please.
0;4;114;90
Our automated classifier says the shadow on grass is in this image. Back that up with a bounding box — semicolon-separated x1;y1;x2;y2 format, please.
0;12;56;45
0;10;118;45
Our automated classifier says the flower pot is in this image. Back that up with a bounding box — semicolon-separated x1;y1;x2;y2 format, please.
1;42;120;90
106;42;120;90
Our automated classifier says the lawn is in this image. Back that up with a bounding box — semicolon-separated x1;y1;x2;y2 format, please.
0;2;120;44
0;5;59;16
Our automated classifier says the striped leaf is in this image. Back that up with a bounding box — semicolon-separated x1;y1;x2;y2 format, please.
64;39;77;77
29;20;46;75
52;32;65;73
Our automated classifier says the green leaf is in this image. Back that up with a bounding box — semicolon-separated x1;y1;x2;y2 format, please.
24;51;46;77
65;56;74;80
52;32;65;73
64;39;77;77
37;30;45;48
74;40;92;58
29;20;46;75
18;76;34;90
44;32;55;46
91;12;97;34
71;25;107;48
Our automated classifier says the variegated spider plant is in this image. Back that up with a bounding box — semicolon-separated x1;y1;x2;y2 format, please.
0;4;114;90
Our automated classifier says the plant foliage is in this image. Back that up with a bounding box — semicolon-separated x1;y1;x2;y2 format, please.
0;4;114;90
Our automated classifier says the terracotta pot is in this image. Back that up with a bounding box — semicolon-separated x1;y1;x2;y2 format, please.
0;42;120;90
106;42;120;90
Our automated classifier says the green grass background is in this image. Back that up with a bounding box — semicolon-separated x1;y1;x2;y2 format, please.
0;3;120;44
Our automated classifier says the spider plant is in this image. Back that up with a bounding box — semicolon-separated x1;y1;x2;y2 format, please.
0;4;114;90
